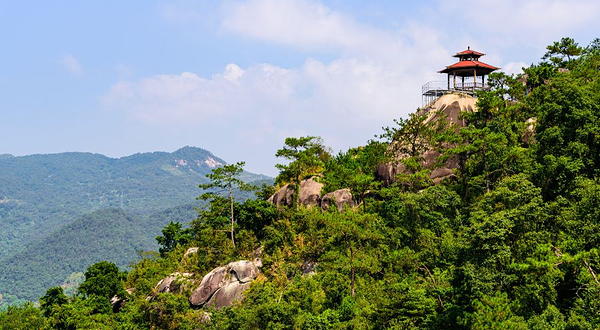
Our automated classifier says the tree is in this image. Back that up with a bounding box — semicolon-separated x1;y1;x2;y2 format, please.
276;136;330;184
40;286;68;317
322;141;385;210
275;136;330;207
322;212;384;296
156;221;193;256
380;111;453;191
199;161;255;249
78;261;125;303
0;302;46;330
528;64;599;198
542;37;583;68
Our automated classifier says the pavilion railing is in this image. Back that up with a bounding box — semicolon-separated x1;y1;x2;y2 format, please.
422;81;490;95
421;81;491;107
452;81;489;91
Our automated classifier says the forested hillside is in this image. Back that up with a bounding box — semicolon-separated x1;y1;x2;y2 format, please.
0;206;197;306
1;38;599;329
0;147;270;307
0;146;268;260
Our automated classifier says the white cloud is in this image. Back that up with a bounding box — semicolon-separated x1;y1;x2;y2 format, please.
222;0;352;49
59;54;83;76
502;62;528;76
103;0;459;174
440;0;600;47
108;0;599;174
101;55;431;174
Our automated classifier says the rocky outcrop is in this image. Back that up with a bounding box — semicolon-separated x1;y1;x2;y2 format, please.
110;288;135;312
189;260;260;309
523;117;537;145
321;188;354;211
378;93;476;186
268;184;294;207
421;93;475;128
189;266;227;306
252;246;263;268
154;272;196;295
298;177;324;207
268;177;324;208
183;247;199;258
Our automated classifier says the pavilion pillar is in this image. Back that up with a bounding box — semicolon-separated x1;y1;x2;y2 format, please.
447;74;450;90
473;69;477;91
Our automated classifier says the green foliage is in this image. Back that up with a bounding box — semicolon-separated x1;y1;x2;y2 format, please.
199;161;257;249
0;146;270;306
322;141;385;209
5;37;600;329
529;64;600;197
275;136;330;186
542;37;584;68
0;302;45;330
156;221;193;256
40;287;68;317
79;261;125;301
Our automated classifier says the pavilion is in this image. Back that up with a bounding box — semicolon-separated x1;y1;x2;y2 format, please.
422;47;499;106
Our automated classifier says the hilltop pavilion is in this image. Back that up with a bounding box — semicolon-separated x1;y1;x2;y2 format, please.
422;47;500;106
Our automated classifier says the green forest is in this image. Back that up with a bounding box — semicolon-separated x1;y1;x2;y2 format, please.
1;37;599;329
0;147;270;307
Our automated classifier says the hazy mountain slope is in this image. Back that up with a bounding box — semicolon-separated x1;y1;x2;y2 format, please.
0;146;271;305
0;146;269;260
0;206;197;303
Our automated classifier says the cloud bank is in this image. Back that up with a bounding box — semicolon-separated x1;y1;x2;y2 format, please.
102;0;600;174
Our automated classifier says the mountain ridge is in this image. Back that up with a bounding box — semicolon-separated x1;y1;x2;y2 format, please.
0;146;271;306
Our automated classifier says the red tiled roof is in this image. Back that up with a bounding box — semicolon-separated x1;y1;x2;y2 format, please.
454;49;485;57
439;60;500;74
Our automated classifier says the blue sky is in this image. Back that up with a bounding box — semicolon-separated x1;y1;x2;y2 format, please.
1;0;598;176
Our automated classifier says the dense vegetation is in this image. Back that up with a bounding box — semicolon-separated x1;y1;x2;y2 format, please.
1;38;599;329
0;206;197;306
0;147;269;307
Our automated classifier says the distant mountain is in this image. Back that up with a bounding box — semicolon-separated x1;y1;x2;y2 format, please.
0;206;197;304
0;146;271;305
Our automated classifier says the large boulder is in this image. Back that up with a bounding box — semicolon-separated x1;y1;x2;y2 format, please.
154;272;196;295
189;260;260;309
321;188;354;211
268;177;324;208
189;267;228;306
229;260;260;283
298;177;323;207
268;184;294;207
523;117;536;145
206;282;252;309
110;288;135;312
377;93;475;186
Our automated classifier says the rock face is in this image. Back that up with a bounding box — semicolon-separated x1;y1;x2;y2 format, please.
154;272;196;295
377;93;476;185
110;288;135;312
268;184;294;207
189;260;260;309
523;117;537;145
298;177;324;207
321;188;355;211
183;247;199;258
268;177;324;208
